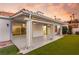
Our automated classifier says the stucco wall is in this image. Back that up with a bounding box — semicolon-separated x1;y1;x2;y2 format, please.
72;28;79;34
32;23;53;37
0;19;10;42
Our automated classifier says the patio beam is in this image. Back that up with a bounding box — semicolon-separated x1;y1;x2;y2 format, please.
32;20;52;24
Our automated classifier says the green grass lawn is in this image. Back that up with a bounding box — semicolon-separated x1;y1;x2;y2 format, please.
27;35;79;55
0;45;19;55
0;35;79;55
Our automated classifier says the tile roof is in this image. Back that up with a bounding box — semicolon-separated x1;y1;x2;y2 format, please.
0;11;14;16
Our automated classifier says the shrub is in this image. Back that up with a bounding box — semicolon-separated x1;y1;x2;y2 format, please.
75;31;79;35
62;26;68;34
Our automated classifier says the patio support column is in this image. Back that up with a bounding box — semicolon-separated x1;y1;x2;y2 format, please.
50;24;53;39
52;23;55;39
26;13;32;48
10;20;12;41
60;25;62;35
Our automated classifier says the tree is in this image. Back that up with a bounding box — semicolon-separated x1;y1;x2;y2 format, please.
68;25;72;34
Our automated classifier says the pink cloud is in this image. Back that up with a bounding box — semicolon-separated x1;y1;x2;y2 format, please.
0;3;79;21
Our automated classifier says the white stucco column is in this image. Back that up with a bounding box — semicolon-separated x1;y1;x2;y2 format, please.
60;25;62;35
52;23;55;38
26;14;32;48
50;24;53;39
10;20;12;40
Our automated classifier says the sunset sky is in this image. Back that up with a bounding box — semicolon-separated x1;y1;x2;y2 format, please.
0;3;79;21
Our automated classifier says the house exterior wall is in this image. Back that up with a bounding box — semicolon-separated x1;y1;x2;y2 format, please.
32;23;43;37
72;28;79;34
0;19;11;42
32;23;53;38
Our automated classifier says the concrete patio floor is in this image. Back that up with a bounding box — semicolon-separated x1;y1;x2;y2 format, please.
12;35;63;54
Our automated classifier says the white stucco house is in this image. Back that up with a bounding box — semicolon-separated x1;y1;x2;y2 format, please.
0;9;63;54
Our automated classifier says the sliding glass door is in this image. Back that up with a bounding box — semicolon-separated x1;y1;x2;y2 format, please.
12;23;26;36
42;25;51;36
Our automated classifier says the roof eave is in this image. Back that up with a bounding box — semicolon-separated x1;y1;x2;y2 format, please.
0;15;10;19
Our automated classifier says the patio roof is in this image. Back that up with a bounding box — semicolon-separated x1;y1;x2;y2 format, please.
10;9;63;25
0;9;63;25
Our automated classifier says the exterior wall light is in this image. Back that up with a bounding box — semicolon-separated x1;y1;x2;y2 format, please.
7;24;9;27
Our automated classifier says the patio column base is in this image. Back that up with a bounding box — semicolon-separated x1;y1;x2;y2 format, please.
26;46;31;49
19;49;28;54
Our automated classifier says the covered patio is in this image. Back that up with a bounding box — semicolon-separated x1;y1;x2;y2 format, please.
9;9;63;54
12;34;63;54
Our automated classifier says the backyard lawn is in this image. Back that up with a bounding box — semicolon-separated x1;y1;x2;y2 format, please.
0;35;79;55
